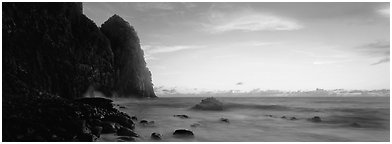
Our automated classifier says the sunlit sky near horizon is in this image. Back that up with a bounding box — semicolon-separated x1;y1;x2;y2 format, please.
84;2;390;93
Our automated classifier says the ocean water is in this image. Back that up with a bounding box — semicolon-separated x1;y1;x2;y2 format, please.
100;97;390;142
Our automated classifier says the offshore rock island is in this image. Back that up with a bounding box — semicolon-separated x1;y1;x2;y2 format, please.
3;2;155;141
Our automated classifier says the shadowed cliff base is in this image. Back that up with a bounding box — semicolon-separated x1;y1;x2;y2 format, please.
3;2;155;141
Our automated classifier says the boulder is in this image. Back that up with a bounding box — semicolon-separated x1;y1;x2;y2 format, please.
101;121;117;133
173;129;194;137
220;118;230;123
77;133;97;142
309;116;322;122
151;132;162;140
192;97;224;111
190;123;200;128
103;114;135;130
174;114;189;119
131;116;137;121
116;127;139;137
290;117;297;120
91;126;103;137
281;116;287;119
140;120;148;124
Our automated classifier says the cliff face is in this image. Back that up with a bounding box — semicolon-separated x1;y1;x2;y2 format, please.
3;2;156;99
101;15;156;98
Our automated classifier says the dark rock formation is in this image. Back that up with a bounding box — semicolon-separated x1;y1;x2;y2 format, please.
190;123;201;128
100;15;156;98
101;121;117;134
174;114;190;119
3;2;154;141
173;129;194;137
3;2;156;99
91;126;103;137
140;120;148;124
220;118;230;123
309;116;322;122
151;132;162;140
76;133;98;142
192;97;224;111
3;2;115;99
131;116;138;121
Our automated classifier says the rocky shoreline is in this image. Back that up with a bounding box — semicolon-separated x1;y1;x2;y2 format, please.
3;92;137;141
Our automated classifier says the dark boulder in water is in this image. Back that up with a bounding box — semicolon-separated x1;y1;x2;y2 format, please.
76;133;98;142
309;116;322;122
190;123;201;128
281;116;287;119
131;116;138;121
174;114;190;119
192;97;224;111
220;118;230;123
350;122;361;128
151;132;162;140
116;127;139;137
290;117;297;120
140;120;148;124
139;120;155;126
117;136;136;142
173;129;194;137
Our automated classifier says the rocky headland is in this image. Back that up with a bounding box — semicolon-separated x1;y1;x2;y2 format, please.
3;2;155;141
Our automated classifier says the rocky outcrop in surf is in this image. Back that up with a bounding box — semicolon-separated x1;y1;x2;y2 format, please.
192;97;224;111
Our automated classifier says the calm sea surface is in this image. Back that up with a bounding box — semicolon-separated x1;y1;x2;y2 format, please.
100;97;390;142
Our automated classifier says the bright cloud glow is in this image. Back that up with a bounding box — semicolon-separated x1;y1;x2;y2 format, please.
377;7;390;17
142;45;204;54
207;12;303;33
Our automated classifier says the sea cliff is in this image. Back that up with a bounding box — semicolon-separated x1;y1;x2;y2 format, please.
3;2;155;141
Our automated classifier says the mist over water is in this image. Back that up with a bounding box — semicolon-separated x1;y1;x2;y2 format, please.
101;96;389;142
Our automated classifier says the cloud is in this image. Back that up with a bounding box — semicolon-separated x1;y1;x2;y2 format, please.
356;41;390;65
357;41;389;57
377;7;390;17
205;11;303;33
162;88;177;94
142;45;204;54
371;57;390;65
312;60;352;65
133;3;174;11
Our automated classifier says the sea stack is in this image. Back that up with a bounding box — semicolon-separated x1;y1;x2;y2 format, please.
101;15;156;98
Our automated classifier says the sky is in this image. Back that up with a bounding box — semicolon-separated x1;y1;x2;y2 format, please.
84;2;390;94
